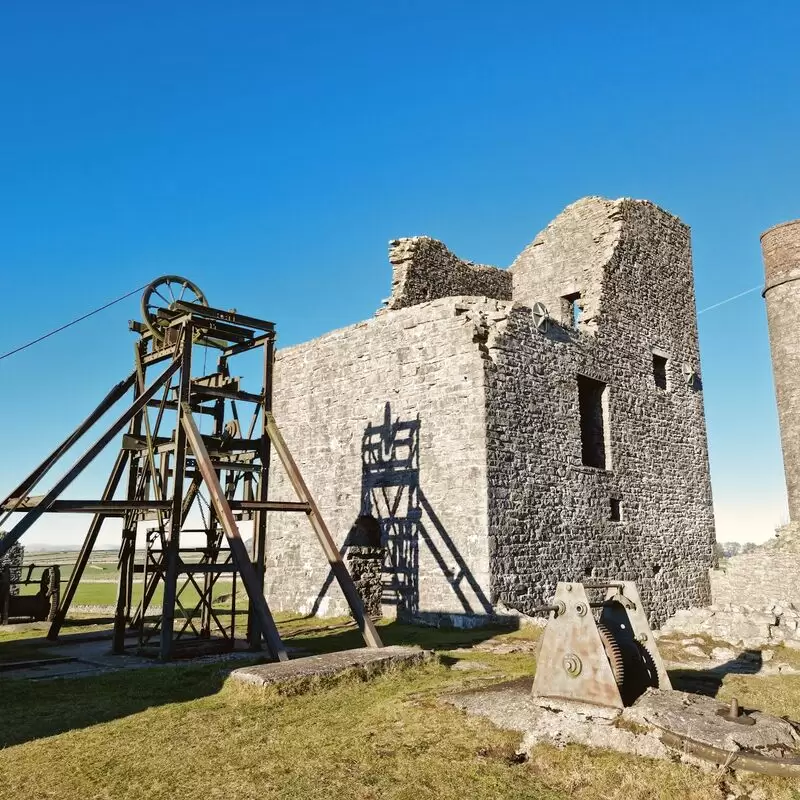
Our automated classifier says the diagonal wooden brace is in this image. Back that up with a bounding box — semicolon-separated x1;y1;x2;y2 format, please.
180;403;289;662
265;412;383;649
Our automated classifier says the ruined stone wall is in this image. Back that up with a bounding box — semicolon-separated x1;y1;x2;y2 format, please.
486;198;715;627
385;237;512;312
264;297;496;623
262;196;715;629
511;196;621;332
710;521;800;608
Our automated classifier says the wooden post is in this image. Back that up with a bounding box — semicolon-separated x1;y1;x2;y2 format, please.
180;402;288;662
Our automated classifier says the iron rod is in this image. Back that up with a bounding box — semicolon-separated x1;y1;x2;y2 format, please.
0;373;136;528
0;360;180;559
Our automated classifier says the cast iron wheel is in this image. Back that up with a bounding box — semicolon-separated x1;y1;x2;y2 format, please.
141;275;208;343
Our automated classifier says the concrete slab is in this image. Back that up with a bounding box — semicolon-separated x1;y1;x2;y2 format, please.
231;645;430;688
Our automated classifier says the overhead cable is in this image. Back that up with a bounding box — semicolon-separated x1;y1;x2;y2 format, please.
0;283;148;362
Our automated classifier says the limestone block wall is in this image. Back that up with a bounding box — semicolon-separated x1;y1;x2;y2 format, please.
710;556;800;609
710;522;800;608
385;237;512;312
264;297;496;622
511;197;622;333
486;198;715;627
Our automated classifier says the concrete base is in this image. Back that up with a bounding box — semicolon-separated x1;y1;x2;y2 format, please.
231;645;430;688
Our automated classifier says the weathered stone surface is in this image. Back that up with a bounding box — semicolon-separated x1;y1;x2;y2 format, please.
488;198;714;626
264;196;715;628
627;688;800;756
230;645;429;688
660;600;800;648
711;522;800;610
762;221;800;520
445;679;672;761
384;236;512;311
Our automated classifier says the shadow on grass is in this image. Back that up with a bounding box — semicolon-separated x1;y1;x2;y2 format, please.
0;618;512;749
281;618;517;657
669;649;763;697
0;662;229;749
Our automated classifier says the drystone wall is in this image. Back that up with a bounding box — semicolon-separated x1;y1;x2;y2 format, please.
385;237;512;312
511;196;621;332
710;522;800;609
264;297;497;624
658;525;800;646
485;198;715;627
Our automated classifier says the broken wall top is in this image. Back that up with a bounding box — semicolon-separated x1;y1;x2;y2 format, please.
381;196;692;338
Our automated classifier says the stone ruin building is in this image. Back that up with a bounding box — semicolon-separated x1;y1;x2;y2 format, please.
264;196;717;628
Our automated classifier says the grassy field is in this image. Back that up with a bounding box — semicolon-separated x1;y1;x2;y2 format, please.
17;549;235;609
0;617;798;800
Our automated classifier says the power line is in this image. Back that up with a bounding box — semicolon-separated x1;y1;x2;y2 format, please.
698;284;762;315
0;275;766;362
0;283;148;362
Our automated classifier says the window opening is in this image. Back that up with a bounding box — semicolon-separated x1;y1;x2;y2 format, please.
577;375;608;469
652;353;668;390
609;497;622;522
561;292;582;329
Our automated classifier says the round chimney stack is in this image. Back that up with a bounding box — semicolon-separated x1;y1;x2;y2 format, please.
761;219;800;520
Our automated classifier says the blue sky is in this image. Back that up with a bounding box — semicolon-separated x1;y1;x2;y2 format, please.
1;2;798;547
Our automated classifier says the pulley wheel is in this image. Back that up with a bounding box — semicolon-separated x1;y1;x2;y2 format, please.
141;275;208;343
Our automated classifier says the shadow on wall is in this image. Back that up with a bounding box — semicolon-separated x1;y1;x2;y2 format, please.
310;402;493;620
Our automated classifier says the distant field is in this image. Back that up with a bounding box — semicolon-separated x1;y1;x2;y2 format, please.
18;550;235;609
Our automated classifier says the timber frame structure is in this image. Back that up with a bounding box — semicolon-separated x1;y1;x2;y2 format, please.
0;276;383;660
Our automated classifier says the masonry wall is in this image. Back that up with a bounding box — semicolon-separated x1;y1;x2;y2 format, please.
710;521;800;608
761;220;800;521
385;237;512;311
486;198;715;627
264;297;496;623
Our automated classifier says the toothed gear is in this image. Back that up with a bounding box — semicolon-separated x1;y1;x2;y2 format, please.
597;621;626;687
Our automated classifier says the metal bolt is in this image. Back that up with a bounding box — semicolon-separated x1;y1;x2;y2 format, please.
715;697;756;726
563;652;582;677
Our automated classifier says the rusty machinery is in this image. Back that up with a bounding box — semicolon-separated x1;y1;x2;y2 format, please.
0;276;383;660
0;564;60;624
532;581;668;710
532;581;800;777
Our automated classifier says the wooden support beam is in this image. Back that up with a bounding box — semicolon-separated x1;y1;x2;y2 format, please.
160;328;192;660
180;402;288;662
47;450;129;640
0;359;181;560
0;372;136;528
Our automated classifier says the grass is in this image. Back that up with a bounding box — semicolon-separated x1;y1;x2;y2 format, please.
0;618;798;800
